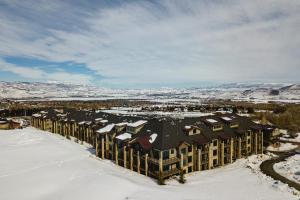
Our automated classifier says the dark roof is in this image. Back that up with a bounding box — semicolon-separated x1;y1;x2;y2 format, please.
135;135;152;151
37;109;263;151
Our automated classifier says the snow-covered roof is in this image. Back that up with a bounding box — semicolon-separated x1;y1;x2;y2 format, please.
97;124;115;134
149;133;157;143
206;119;218;123
100;119;108;123
57;114;67;117
78;121;86;125
128;120;147;128
115;122;128;126
185;125;191;130
32;114;41;117
116;132;132;141
0;121;8;124
95;118;103;121
221;117;232;121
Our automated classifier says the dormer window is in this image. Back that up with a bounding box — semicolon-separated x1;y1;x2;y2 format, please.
212;124;223;131
230;122;239;128
185;125;201;136
126;120;147;134
220;116;239;128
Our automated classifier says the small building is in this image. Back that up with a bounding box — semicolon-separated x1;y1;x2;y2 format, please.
0;119;10;130
0;118;22;130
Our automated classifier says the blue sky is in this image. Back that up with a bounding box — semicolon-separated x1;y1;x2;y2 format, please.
0;0;299;88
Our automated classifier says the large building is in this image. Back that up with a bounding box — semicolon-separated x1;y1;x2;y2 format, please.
31;108;264;180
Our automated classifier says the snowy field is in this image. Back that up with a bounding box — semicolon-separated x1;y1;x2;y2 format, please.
274;155;300;184
101;107;214;118
0;128;299;200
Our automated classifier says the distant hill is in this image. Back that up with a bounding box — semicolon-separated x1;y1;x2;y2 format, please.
0;81;299;102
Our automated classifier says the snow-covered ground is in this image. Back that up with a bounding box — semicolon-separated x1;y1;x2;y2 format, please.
0;127;299;200
101;107;214;117
274;155;300;184
266;143;298;152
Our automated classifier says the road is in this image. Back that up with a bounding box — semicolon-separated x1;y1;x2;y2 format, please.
260;148;300;191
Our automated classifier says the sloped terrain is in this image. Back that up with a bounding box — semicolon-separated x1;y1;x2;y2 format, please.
0;127;298;200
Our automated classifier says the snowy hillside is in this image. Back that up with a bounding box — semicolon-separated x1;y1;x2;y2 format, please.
0;127;299;200
0;81;299;102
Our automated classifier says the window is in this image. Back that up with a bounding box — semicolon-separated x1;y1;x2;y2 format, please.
181;148;187;155
183;159;187;166
213;159;218;166
213;149;217;156
213;125;223;130
213;140;218;146
153;150;159;158
193;129;197;134
188;166;192;173
163;150;169;159
247;139;251;144
188;146;192;152
188;156;192;162
170;149;175;154
163;165;169;171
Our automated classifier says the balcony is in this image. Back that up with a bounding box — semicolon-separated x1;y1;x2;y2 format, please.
148;157;180;165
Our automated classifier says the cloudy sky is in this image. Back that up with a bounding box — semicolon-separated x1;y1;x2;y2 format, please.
0;0;299;88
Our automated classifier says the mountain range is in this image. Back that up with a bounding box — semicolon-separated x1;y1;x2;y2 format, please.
0;81;299;103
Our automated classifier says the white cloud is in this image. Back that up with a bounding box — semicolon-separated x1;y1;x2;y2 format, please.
0;59;93;84
0;0;299;86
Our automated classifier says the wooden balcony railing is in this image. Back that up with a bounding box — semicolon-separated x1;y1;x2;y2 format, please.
148;157;180;165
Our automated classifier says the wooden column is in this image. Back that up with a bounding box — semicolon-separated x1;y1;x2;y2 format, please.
137;151;140;174
197;148;201;171
95;136;98;157
101;136;104;159
230;138;234;163
180;153;183;170
255;133;258;154
191;145;194;172
145;154;148;176
105;134;109;159
159;151;163;173
261;131;264;154
115;143;118;165
221;141;225;166
208;143;213;169
238;137;242;159
130;148;133;171
123;146;127;168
